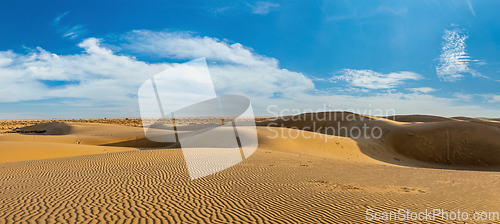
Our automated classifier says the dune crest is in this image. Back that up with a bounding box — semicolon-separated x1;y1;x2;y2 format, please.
259;112;500;169
18;122;71;135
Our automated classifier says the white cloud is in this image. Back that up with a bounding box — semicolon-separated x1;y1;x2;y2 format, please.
63;25;87;39
1;30;500;119
53;12;70;24
0;32;314;117
214;7;231;15
466;0;476;17
0;38;168;104
332;69;422;89
0;51;14;67
407;87;436;93
376;6;408;16
481;94;500;103
454;92;473;101
324;5;407;21
436;26;486;81
53;12;88;39
249;2;280;15
121;30;314;99
122;30;276;67
473;60;487;66
309;76;330;82
436;27;469;81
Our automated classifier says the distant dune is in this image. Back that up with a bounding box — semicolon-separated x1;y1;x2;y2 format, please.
259;112;500;169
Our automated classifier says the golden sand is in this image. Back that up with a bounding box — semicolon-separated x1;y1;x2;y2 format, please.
0;113;499;223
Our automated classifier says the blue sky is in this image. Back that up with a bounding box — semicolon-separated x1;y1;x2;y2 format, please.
1;0;500;119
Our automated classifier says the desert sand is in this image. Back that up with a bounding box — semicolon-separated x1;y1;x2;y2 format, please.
1;112;500;223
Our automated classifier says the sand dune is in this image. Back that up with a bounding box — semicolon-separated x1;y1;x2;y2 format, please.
18;122;72;135
386;114;456;123
0;122;171;162
1;114;500;222
260;112;500;169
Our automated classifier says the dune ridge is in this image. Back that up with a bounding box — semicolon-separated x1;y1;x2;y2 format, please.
259;112;500;169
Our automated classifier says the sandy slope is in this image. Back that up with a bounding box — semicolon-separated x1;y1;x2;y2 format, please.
0;122;181;163
0;141;135;163
261;112;500;169
0;115;500;223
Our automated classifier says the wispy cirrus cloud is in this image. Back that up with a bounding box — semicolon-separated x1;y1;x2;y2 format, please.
62;25;87;39
205;2;279;17
249;2;280;15
481;94;500;103
53;12;88;39
376;6;408;16
436;26;486;82
466;0;476;17
332;69;422;90
54;11;70;24
454;92;473;101
323;4;407;21
407;87;437;93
